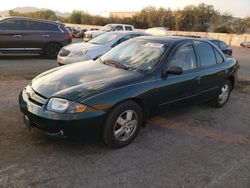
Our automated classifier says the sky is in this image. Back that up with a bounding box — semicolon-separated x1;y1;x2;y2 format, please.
0;0;249;18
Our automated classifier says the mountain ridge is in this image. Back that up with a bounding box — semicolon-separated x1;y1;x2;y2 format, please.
0;7;70;18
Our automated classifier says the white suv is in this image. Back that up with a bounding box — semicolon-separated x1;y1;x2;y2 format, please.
83;24;134;42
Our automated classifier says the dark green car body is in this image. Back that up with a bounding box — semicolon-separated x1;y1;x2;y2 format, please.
19;36;239;134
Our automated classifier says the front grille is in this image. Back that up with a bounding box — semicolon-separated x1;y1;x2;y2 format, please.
84;33;92;38
24;85;48;107
58;48;70;57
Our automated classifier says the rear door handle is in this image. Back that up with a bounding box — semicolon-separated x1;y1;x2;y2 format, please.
42;34;50;38
13;35;22;38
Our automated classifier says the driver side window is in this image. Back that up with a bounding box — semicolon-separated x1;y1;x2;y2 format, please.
114;25;123;31
169;45;197;71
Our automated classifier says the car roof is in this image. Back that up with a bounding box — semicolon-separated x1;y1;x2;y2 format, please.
108;31;147;35
136;36;219;45
1;16;63;25
106;23;134;27
136;36;191;43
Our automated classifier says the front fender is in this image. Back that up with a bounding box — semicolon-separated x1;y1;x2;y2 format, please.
80;79;157;112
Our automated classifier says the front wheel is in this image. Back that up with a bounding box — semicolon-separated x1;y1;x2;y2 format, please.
44;43;62;59
102;101;143;148
210;80;232;108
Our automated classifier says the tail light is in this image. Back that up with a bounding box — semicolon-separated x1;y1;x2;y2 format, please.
65;34;73;42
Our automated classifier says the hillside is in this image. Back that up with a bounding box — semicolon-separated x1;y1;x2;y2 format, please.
0;7;70;18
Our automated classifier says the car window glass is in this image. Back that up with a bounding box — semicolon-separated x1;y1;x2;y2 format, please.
89;32;121;45
114;26;123;31
219;41;228;49
125;26;132;31
29;21;60;32
213;48;224;64
169;45;197;71
0;20;25;30
117;35;132;44
101;39;166;72
194;41;217;66
211;40;219;47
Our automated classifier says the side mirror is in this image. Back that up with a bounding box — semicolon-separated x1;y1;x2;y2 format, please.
163;66;183;77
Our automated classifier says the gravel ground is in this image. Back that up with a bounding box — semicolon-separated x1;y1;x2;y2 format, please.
0;41;250;188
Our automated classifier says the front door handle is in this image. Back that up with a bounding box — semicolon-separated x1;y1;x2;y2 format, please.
13;35;22;38
42;34;50;38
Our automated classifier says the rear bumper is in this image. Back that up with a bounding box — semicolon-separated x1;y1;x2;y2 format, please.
19;92;106;134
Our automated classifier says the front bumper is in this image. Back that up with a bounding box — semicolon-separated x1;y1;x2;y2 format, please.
19;91;106;134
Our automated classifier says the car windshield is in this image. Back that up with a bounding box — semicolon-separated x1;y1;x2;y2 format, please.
99;39;167;72
88;32;121;45
101;24;114;31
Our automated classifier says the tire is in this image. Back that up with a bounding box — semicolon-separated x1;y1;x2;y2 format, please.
102;101;143;148
210;80;232;108
44;43;62;59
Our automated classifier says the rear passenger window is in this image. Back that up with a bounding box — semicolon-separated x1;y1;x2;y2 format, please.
213;48;224;64
125;26;132;31
28;21;60;32
169;45;197;71
194;41;217;66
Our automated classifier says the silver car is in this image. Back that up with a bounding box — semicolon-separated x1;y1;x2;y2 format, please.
83;24;134;42
57;31;148;66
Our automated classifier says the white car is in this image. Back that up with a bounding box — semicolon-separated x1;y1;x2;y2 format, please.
57;31;147;66
83;24;134;42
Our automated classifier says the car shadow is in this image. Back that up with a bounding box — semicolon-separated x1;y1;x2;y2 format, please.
0;54;48;60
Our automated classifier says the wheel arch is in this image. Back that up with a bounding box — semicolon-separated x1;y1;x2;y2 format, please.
227;75;235;90
43;41;62;51
106;98;149;127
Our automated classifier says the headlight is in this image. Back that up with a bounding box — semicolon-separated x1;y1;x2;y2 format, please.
47;98;87;113
69;50;87;57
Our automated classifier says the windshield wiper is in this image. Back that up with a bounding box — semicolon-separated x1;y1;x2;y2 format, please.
101;59;129;70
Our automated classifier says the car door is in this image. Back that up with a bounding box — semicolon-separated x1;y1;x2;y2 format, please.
156;42;201;109
193;40;226;101
0;19;26;50
24;20;56;49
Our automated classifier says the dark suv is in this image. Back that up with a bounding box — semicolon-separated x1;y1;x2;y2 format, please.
0;17;72;59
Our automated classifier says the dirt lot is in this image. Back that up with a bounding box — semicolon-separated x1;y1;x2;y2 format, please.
0;42;250;187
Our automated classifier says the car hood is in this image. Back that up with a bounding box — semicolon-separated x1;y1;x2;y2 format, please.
63;42;103;52
31;60;144;101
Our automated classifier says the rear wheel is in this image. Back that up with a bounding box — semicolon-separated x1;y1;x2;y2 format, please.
102;101;143;148
210;80;232;108
44;43;62;59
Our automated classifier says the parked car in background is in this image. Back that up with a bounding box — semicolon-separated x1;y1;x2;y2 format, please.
0;17;72;59
74;29;87;38
240;41;250;48
57;31;148;66
19;36;239;148
83;24;134;42
145;27;169;36
208;39;232;56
